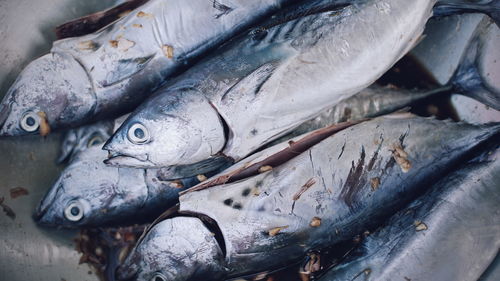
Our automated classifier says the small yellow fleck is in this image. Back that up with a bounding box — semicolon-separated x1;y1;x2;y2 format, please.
370;177;380;191
258;165;273;173
197;174;208;182
268;225;288;236
162;45;174;59
37;111;51;136
169;181;184;189
137;11;153;18
109;40;119;48
77;40;98;51
414;220;428;231
310;217;321;227
132;23;143;28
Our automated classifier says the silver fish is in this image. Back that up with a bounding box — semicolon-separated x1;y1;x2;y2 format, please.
104;0;440;170
116;114;500;281
0;0;297;136
318;149;500;281
34;145;217;228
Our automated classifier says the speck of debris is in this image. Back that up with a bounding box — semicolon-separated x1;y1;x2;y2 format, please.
310;217;321;227
137;11;153;18
0;197;16;220
370;177;380;191
233;203;242;210
223;198;233;206
414;220;428;231
28;151;36;161
109;40;119;48
258;165;273;173
37;111;51;136
268;226;288;236
252;187;261;196
162;45;174;58
392;143;411;173
169;181;184;189
404;277;412;281
78;40;98;51
197;174;208;182
363;230;370;237
132;23;143;28
10;187;29;199
293;178;316;201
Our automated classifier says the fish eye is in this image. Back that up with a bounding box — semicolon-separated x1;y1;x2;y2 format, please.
150;273;167;281
87;134;105;148
64;200;84;222
128;123;150;144
20;111;40;132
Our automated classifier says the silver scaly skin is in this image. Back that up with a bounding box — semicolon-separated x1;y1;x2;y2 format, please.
319;149;500;281
117;114;500;281
34;145;207;228
104;0;437;170
0;0;296;136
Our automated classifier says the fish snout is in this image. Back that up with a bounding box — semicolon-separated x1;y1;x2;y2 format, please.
0;103;12;136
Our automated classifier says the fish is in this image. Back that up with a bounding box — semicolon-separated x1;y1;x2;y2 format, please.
57;119;115;163
0;0;302;136
115;114;500;281
103;0;500;171
317;148;500;281
34;145;229;228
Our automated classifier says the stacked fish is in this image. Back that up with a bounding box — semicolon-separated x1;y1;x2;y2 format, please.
1;0;499;280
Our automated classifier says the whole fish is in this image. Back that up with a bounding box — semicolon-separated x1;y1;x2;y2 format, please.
0;0;302;136
318;149;500;281
116;114;499;281
34;145;227;227
103;0;499;171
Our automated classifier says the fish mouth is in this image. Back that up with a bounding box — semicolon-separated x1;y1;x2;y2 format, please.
104;152;154;168
33;182;62;224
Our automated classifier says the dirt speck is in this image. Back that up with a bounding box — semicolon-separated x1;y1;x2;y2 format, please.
10;187;29;199
132;23;143;28
169;181;184;189
268;225;288;236
137;11;153;18
37;111;51;136
162;45;174;59
197;174;208;182
258;165;273;173
0;197;15;220
392;143;411;173
310;217;321;227
370;177;380;191
414;220;428;231
78;40;98;51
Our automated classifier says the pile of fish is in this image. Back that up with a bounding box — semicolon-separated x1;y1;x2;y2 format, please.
1;0;499;280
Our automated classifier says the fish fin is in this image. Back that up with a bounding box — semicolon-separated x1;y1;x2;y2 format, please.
434;0;500;27
156;155;234;181
100;55;154;87
55;0;150;39
451;39;500;110
221;62;279;105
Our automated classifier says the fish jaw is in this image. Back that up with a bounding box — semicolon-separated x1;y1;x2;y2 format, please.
0;52;95;136
116;217;225;281
104;153;154;168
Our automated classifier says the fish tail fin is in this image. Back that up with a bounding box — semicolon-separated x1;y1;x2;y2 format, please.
434;0;500;27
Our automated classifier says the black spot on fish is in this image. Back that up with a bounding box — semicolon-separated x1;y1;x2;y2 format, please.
242;188;251;197
338;141;346;159
339;147;367;207
212;0;233;19
256;180;264;187
233;203;242;210
223;198;233;206
250;128;258;136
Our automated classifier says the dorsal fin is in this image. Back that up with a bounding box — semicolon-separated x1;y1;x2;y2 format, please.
55;0;150;39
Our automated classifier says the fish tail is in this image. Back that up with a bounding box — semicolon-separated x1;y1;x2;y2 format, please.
434;0;500;27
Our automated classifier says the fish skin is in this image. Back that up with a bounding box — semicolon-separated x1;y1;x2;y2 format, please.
0;0;297;136
34;145;213;228
116;115;500;281
318;149;500;281
105;0;436;169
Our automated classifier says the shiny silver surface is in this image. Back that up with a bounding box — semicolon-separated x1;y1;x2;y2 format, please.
0;0;116;280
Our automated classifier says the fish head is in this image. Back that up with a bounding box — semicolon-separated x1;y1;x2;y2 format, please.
116;216;225;281
58;120;115;163
0;52;95;136
34;146;148;227
103;89;226;168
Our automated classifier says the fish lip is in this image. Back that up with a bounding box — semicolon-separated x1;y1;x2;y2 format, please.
104;154;154;168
